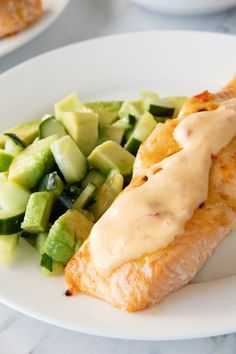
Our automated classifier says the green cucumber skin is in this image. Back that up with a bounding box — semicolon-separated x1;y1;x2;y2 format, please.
124;137;142;156
0;211;25;235
40;253;53;272
149;104;174;117
4;133;26;148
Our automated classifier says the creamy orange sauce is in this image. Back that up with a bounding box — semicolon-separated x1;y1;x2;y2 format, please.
90;99;236;277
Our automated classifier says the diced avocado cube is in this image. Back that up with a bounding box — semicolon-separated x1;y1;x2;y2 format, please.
60;111;98;156
54;93;85;120
88;140;135;176
50;135;87;184
0;120;40;148
99;125;124;145
21;192;54;233
85;101;123;125
45;209;94;264
0;150;13;172
8;135;57;189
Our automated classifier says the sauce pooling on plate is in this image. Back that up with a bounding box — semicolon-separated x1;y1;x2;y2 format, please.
90;99;236;277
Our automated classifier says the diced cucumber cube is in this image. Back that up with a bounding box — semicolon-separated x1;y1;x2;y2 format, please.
50;136;87;184
125;112;157;155
0;209;25;235
39;116;67;139
4;133;26;156
21;192;54;233
0;181;30;210
8;135;58;189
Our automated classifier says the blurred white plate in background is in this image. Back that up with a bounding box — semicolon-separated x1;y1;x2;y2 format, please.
132;0;236;15
0;0;70;58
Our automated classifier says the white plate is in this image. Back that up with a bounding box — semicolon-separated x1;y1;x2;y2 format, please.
0;0;70;58
0;31;236;341
132;0;236;15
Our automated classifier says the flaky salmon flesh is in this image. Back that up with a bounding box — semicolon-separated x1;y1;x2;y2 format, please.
65;76;236;312
0;0;42;38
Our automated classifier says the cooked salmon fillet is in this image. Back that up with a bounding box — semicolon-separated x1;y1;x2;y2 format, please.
0;0;42;38
65;76;236;312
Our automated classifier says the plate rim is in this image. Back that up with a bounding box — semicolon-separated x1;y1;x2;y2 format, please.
1;30;236;340
1;29;236;76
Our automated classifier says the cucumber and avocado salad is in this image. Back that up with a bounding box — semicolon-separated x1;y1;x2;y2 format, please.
0;89;187;272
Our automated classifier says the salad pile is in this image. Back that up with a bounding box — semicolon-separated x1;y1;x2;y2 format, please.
0;91;186;274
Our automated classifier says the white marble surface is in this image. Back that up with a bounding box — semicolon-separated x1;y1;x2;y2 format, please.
1;0;236;353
